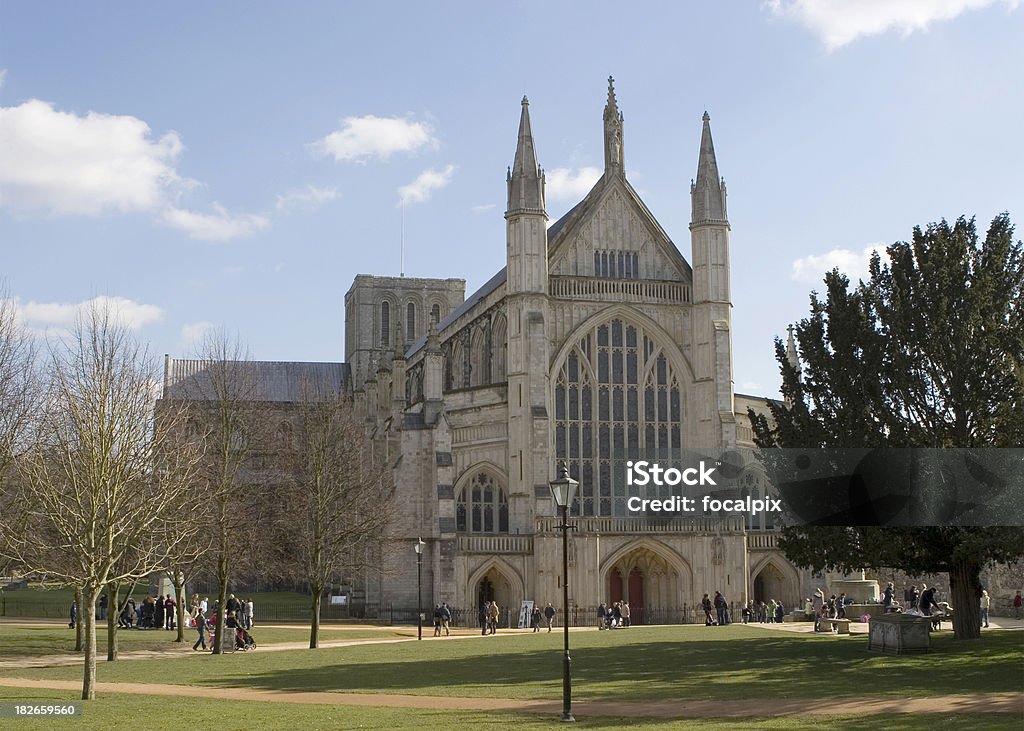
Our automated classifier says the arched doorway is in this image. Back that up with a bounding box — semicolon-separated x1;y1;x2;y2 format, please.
469;563;520;626
752;561;791;605
604;545;687;624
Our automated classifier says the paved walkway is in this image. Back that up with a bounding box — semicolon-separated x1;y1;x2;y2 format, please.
0;677;1019;718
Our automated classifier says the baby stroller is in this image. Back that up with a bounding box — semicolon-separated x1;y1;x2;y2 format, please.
234;626;256;651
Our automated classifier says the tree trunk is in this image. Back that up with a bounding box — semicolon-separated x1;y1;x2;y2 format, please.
174;572;187;643
213;552;228;655
949;557;982;640
310;591;321;649
106;583;119;662
74;586;83;652
81;588;99;700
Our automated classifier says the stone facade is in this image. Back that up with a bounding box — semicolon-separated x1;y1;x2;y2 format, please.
347;80;807;620
160;81;811;620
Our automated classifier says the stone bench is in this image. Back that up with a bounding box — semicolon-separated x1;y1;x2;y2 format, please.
819;618;851;634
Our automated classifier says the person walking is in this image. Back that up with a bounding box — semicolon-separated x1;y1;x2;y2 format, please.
487;600;500;634
701;594;715;626
479;601;489;636
1013;591;1022;620
69;600;77;629
543;602;556;632
621;601;631;628
192;607;207;651
980;590;990;628
98;593;108;621
439;602;452;636
432;605;443;637
531;605;542;632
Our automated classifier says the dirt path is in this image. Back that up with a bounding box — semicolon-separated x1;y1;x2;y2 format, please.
0;677;1019;718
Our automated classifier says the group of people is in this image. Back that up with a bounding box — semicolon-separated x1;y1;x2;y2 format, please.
431;602;453;636
596;600;631;629
189;594;256;651
742;599;785;624
478;600;500;635
530;602;557;632
117;594;178;630
700;591;731;626
811;589;851;632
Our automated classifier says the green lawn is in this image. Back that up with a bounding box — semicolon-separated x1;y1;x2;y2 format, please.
3;625;1021;702
0;623;416;659
0;687;1018;731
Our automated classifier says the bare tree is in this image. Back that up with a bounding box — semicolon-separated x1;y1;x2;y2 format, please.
0;286;38;574
189;330;263;655
287;388;394;648
8;303;201;700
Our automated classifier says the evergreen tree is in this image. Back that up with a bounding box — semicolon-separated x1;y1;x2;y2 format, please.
752;214;1024;640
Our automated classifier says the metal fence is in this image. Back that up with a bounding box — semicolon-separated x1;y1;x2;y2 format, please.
380;602;756;629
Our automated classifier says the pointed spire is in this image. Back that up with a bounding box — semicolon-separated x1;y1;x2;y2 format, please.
426;318;440;354
506;96;545;215
691;111;727;225
786;325;801;373
603;75;624;174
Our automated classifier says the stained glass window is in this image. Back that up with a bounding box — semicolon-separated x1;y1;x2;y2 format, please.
553;318;684;516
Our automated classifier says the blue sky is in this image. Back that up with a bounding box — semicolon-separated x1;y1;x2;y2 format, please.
1;1;1021;397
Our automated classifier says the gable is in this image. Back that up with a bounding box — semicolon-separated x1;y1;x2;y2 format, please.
547;175;691;283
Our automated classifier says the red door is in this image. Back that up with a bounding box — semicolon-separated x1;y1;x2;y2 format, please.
608;568;623;604
628;569;644;613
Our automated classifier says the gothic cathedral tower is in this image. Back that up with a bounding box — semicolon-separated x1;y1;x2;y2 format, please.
505;97;552;530
689;112;736;448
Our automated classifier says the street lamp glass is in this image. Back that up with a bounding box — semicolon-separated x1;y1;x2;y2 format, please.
414;538;425;554
548;463;579;508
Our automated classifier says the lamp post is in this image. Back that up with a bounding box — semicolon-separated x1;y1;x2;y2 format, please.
414;537;425;640
549;461;578;723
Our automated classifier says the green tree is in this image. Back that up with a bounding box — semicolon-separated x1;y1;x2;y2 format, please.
752;214;1024;640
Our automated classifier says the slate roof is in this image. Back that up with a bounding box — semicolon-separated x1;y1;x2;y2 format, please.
163;359;348;402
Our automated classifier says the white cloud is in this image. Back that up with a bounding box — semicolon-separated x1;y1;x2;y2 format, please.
765;0;1019;50
160;204;270;241
545;166;602;202
791;243;886;284
0;99;186;216
18;295;163;331
275;185;339;213
179;321;216;348
0;97;266;241
471;203;496;214
398;165;455;205
312;115;436;163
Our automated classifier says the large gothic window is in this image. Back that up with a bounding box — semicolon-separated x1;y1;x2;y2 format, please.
456;472;509;533
380;302;390;346
406;302;416;342
554;318;684;516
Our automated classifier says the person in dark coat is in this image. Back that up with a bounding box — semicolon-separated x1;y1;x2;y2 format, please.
919;586;939;616
713;591;728;625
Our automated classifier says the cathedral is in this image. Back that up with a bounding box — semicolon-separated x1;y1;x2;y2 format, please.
164;79;807;621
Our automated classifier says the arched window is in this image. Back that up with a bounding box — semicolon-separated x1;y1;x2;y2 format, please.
430;303;441;326
276;421;293;451
406;302;416;342
553;318;684;516
380;302;390;346
456;472;509;533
